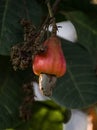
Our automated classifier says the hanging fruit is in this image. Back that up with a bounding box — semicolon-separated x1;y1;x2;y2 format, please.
32;1;66;96
32;36;66;78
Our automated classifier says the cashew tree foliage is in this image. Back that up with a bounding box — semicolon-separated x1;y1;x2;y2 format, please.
0;0;97;129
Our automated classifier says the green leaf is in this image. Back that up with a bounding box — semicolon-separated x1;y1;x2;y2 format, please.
52;40;97;108
60;0;97;12
0;0;43;55
14;101;64;130
5;128;14;130
61;11;97;62
0;56;33;129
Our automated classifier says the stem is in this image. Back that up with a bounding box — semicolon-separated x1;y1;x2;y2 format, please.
46;0;57;36
39;0;61;33
38;0;61;39
46;0;53;18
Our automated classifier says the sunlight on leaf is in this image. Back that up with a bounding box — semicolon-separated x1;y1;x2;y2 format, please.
91;0;97;4
15;101;64;130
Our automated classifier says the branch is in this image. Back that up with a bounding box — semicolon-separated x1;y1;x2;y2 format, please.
38;0;62;38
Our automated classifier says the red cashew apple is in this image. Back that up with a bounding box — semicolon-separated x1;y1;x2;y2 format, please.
32;36;66;77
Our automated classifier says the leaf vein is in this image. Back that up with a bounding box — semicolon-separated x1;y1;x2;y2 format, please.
67;65;86;105
0;0;10;43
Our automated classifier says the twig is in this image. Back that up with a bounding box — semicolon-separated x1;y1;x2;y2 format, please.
46;0;53;17
46;0;58;36
38;0;61;32
35;0;62;43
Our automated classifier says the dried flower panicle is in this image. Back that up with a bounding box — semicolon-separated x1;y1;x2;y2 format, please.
11;42;33;70
10;19;36;70
19;82;35;121
10;19;47;71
